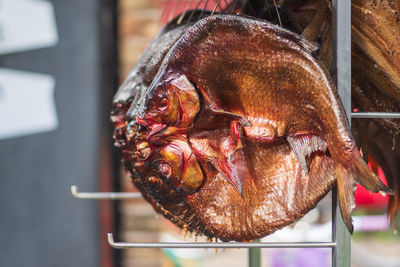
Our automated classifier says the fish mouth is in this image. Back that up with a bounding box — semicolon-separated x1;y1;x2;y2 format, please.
147;124;167;139
136;116;150;127
135;116;168;140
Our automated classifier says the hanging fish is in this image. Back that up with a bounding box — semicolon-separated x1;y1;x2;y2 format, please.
354;120;400;231
114;13;392;241
352;0;400;103
283;0;400;227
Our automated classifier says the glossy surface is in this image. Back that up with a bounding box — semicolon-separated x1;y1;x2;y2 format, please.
113;13;391;241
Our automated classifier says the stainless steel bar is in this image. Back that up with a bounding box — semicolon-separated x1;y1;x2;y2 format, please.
332;0;352;116
249;240;261;267
331;0;352;266
107;233;336;249
70;185;142;199
351;112;400;119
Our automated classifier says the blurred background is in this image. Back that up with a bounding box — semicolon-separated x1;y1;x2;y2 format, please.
0;0;399;267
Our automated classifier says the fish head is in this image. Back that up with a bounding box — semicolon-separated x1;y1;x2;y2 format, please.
136;72;200;139
154;138;204;195
133;135;204;195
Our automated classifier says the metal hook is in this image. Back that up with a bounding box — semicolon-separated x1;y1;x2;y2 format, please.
70;185;142;199
107;233;336;249
351;112;400;119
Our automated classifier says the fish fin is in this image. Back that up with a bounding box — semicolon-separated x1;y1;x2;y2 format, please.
211;151;246;196
180;151;204;194
208;106;252;127
301;0;329;42
350;153;393;195
236;138;244;150
229;120;246;155
172;75;201;124
336;164;355;234
287;135;328;173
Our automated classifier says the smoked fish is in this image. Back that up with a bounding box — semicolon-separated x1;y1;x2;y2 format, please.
119;14;391;241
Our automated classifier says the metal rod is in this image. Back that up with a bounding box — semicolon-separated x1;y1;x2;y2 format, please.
70;185;142;199
249;240;261;267
351;112;400;119
107;233;336;249
331;0;352;266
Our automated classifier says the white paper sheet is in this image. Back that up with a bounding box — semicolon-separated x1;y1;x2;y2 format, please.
0;0;58;55
0;68;58;139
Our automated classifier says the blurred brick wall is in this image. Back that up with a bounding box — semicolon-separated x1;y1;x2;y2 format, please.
118;0;161;81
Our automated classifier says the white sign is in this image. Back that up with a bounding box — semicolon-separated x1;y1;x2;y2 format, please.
0;68;58;139
0;0;58;55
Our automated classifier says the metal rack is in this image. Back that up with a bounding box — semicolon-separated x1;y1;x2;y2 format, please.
71;0;400;266
71;185;141;200
331;0;352;265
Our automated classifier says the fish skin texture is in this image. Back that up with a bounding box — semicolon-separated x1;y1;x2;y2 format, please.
113;12;392;241
280;0;400;225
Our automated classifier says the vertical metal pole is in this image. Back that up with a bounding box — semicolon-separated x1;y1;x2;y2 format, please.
249;240;261;267
331;0;352;266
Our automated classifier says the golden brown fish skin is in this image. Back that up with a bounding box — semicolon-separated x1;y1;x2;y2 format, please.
153;15;364;173
187;127;336;241
140;14;390;237
352;0;400;102
286;0;400;101
131;13;337;241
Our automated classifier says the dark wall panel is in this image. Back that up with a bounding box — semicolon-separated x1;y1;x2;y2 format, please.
0;0;104;266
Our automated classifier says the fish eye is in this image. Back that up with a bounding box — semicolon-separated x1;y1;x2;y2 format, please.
148;99;157;109
158;97;169;109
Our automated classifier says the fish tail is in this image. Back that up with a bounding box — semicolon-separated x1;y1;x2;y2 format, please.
335;164;355;233
350;152;393;195
336;152;394;233
388;193;399;233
